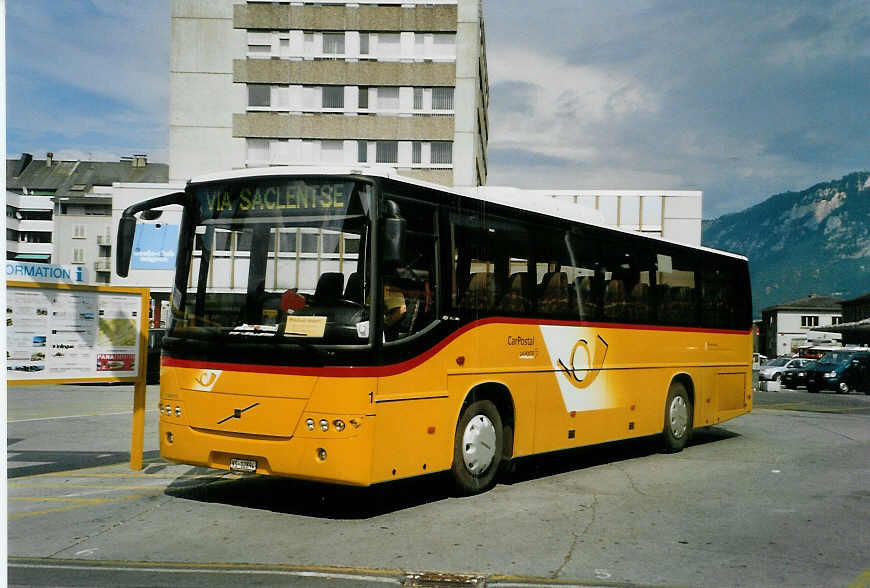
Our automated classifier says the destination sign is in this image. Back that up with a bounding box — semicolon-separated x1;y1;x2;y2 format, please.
194;180;361;221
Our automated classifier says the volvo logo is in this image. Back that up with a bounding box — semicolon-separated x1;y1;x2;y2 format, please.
217;403;259;425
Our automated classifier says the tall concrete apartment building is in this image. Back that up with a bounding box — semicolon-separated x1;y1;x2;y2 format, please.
170;0;488;188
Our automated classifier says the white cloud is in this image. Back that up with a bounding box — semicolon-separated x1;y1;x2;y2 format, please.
488;47;659;151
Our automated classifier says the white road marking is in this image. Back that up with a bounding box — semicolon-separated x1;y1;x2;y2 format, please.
9;409;158;423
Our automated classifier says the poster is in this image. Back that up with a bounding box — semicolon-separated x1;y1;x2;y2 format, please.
130;223;179;270
7;286;144;381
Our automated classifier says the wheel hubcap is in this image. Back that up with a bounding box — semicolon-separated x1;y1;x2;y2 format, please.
462;414;497;475
669;396;689;439
839;382;849;393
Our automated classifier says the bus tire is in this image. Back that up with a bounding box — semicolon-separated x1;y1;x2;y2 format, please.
662;381;692;453
451;399;503;495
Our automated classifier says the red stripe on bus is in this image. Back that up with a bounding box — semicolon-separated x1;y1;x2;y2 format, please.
161;318;750;378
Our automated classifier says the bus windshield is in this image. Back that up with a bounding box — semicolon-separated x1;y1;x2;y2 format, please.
169;178;372;346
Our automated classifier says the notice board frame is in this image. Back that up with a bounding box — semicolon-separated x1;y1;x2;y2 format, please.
7;280;151;469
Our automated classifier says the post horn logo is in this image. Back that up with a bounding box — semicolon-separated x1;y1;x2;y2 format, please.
193;370;221;391
557;334;609;389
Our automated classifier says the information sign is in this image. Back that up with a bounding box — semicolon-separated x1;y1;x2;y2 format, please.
7;283;147;382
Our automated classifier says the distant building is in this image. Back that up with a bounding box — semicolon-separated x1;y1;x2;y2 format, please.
760;294;843;357
170;0;489;188
5;153;168;282
813;292;870;347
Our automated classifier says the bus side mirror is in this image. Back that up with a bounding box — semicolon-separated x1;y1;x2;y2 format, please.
116;215;137;278
383;199;406;264
115;191;186;278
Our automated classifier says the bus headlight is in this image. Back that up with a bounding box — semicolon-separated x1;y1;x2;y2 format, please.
333;419;346;432
320;419;329;432
306;418;315;431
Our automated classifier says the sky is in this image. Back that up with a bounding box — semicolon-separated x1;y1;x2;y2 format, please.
5;0;869;218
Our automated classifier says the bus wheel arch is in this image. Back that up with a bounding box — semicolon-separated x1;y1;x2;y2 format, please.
662;374;694;453
450;382;515;494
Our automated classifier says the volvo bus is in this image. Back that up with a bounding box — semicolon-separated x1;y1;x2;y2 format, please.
116;168;752;494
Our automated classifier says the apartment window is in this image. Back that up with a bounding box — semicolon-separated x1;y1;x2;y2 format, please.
248;44;271;56
359;33;370;55
73;224;86;239
358;140;368;163
358;86;369;109
320;140;344;164
248;85;271;107
376;141;398;164
378;33;400;58
73;248;85;264
832;316;843;325
432;87;454;110
432;33;456;58
413;88;424;110
322;86;344;109
801;315;819;328
412;141;422;164
430;142;452;165
247;139;269;163
323;33;345;55
377;87;400;110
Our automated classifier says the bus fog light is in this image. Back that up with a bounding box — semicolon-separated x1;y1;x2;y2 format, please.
306;418;315;431
316;448;327;461
333;419;346;432
166;431;174;444
320;419;329;432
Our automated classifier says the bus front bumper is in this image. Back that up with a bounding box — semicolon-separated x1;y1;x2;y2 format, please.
159;418;375;486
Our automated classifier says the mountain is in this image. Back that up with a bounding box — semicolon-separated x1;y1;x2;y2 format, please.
702;172;870;315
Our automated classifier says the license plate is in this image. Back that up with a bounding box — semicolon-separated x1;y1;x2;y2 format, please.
230;458;257;473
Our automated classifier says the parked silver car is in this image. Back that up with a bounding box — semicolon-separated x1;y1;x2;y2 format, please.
759;357;811;381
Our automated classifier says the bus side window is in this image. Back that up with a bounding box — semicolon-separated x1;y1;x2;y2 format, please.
451;212;528;316
657;251;697;327
531;228;576;318
383;194;439;340
700;258;748;330
600;236;653;324
568;234;602;321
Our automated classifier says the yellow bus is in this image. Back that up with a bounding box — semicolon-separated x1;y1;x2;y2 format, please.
116;168;752;494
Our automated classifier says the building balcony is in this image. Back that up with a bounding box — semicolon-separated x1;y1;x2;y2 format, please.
95;258;112;272
6;240;53;255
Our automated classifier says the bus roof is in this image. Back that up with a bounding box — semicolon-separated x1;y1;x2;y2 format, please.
187;166;747;261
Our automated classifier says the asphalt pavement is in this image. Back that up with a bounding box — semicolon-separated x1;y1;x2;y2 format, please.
7;382;870;588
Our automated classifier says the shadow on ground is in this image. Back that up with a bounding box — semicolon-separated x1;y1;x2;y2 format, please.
164;427;738;519
6;449;162;478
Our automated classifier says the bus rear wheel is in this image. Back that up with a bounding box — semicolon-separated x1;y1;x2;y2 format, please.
451;399;503;495
662;381;692;453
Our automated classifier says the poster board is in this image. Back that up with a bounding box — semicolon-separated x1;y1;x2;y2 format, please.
6;281;149;385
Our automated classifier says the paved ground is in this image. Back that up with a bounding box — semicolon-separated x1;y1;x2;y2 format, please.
7;383;870;587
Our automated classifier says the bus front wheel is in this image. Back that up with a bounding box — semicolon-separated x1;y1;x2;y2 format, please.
451;399;503;495
662;381;692;453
